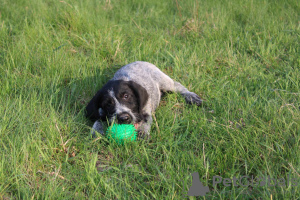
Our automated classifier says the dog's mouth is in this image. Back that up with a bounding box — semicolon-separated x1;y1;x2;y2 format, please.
134;123;139;129
112;113;140;129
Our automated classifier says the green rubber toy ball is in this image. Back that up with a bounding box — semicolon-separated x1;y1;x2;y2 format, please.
106;124;137;145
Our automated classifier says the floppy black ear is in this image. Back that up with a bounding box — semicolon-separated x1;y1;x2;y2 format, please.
127;81;149;113
85;89;103;121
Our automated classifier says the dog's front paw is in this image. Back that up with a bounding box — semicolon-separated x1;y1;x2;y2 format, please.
183;92;202;106
91;120;105;137
137;130;151;140
136;123;151;140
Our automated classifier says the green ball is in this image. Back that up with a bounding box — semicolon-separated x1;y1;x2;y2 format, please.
106;124;137;145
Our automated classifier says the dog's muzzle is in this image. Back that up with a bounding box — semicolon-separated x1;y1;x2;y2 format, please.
117;112;132;124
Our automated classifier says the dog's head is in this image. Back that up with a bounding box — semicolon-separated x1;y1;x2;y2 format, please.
86;80;149;125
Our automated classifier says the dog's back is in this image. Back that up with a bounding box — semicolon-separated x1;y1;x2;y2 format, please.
112;61;170;111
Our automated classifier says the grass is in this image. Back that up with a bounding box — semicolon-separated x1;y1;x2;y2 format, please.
0;0;299;199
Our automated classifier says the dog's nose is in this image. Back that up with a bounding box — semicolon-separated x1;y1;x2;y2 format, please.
117;113;132;124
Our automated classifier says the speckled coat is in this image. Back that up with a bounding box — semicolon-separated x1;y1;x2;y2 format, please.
91;61;202;137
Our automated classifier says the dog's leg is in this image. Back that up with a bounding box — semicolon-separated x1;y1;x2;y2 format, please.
91;120;105;137
155;71;202;106
142;115;153;134
137;114;153;140
135;101;153;139
173;81;202;106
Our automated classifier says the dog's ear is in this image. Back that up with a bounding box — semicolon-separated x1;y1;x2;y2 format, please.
127;81;149;113
85;89;103;121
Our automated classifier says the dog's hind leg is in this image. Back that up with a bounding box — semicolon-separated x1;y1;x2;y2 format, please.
138;62;202;106
155;72;202;106
173;81;202;106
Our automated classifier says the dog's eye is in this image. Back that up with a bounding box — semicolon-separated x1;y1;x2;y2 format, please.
123;94;129;99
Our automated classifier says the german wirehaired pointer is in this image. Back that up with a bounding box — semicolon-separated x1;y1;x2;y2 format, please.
86;61;202;138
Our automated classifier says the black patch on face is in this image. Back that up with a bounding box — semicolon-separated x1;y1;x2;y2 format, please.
126;81;149;114
85;80;149;123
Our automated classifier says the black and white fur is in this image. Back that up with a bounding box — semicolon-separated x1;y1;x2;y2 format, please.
86;61;202;137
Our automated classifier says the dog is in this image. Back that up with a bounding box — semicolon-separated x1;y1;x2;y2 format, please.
86;61;202;138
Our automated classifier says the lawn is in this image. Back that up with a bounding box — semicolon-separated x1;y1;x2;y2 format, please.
0;0;299;199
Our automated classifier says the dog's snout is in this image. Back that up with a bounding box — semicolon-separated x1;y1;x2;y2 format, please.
117;113;132;124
